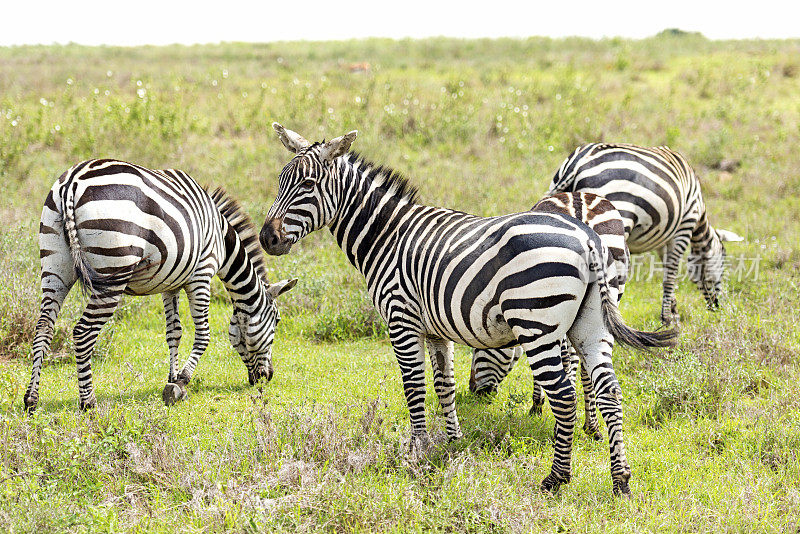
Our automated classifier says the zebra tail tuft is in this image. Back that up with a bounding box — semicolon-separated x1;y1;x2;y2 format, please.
588;240;679;350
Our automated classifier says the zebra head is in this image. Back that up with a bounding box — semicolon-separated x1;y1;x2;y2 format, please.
687;228;743;309
260;123;358;256
229;278;297;384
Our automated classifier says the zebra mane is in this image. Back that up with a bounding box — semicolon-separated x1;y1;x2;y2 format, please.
208;187;268;280
345;152;419;203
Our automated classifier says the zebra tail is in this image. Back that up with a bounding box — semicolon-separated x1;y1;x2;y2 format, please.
62;182;144;295
587;240;679;350
62;182;99;295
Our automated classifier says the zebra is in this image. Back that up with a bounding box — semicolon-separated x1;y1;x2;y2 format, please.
260;124;678;495
24;159;296;412
549;143;743;324
469;191;630;440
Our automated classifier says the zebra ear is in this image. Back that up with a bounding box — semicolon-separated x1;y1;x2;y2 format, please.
267;278;298;299
716;229;744;242
320;130;358;162
273;122;310;154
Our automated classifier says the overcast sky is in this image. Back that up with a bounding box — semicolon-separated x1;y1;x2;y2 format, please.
2;0;797;46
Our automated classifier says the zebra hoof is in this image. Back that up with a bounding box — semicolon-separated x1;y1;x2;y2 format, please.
612;469;632;496
540;471;570;494
162;383;188;406
23;393;38;414
78;395;97;412
613;477;632;497
409;432;433;457
583;423;603;441
447;430;464;442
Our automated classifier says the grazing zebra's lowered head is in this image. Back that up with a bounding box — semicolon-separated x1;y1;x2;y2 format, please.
260;124;358;255
210;189;298;385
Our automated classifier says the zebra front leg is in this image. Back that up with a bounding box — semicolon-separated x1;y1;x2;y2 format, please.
660;236;690;325
170;280;211;404
389;325;431;454
518;336;577;493
24;284;73;412
73;286;126;411
426;337;462;441
161;291;185;406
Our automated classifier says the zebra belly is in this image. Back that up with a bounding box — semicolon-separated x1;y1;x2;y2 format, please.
425;246;586;350
422;302;517;349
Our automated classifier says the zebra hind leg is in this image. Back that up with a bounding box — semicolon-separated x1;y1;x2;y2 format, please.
568;286;632;496
24;283;73;413
26;201;78;412
73;285;126;411
517;336;577;494
170;279;212;403
161;291;187;406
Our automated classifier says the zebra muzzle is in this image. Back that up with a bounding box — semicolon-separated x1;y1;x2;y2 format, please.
259;218;293;256
249;364;273;385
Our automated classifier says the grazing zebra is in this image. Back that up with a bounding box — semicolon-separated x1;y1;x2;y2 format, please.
25;159;296;412
260;124;677;495
549;143;743;324
469;191;630;440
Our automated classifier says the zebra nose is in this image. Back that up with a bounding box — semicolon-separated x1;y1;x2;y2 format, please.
259;224;279;251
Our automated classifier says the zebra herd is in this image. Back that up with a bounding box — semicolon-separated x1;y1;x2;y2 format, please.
25;124;743;496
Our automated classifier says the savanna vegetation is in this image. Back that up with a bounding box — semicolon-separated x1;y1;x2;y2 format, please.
1;33;799;532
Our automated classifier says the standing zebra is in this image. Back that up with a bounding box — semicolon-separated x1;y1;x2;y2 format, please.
549;143;743;324
469;191;630;440
260;124;677;495
25;159;296;412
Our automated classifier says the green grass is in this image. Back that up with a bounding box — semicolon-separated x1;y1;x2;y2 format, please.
1;34;800;532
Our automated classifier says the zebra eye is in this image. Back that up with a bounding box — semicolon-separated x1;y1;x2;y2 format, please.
300;179;316;190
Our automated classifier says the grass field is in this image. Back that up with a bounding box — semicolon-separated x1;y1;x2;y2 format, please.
1;34;800;532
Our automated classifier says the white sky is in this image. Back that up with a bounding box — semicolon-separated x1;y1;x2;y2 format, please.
2;0;797;46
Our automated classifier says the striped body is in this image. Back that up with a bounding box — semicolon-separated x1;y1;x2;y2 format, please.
260;125;678;495
549;143;742;323
469;192;629;439
25;159;294;412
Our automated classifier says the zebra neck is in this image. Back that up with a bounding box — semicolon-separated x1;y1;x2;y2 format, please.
327;160;415;275
217;222;265;311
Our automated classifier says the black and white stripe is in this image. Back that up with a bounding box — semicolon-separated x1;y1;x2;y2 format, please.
469;191;630;440
260;125;677;495
25;159;295;412
549;143;743;324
